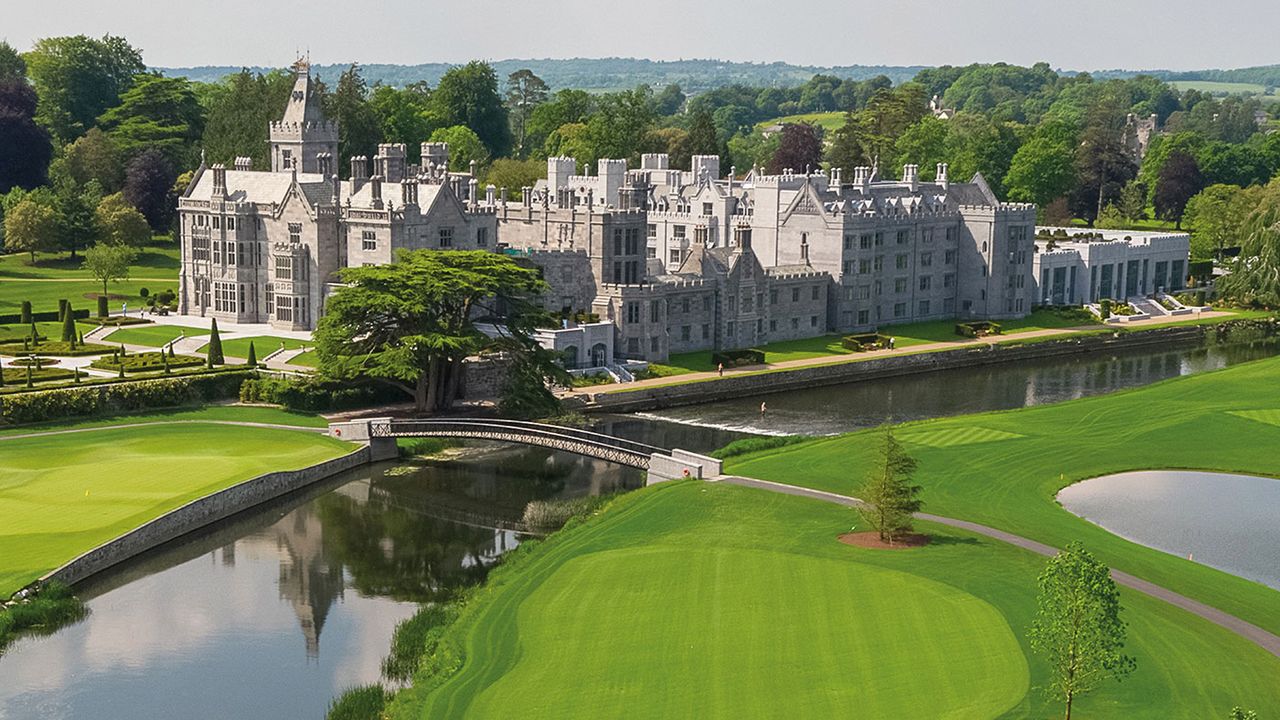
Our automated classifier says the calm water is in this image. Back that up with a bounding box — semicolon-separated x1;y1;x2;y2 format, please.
0;445;651;720
643;341;1280;436
1058;471;1280;590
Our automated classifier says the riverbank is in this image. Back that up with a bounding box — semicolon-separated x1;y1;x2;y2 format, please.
567;312;1274;414
0;407;353;598
385;481;1280;718
724;353;1280;638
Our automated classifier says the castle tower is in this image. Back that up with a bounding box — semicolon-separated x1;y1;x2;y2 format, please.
269;59;338;174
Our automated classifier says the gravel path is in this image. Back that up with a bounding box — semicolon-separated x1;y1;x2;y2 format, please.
717;475;1280;659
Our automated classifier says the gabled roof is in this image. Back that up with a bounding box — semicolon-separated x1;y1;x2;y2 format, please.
281;62;328;125
187;169;327;207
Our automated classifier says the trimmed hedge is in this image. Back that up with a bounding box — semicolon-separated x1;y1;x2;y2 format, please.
955;321;1002;338
239;375;405;412
710;349;765;368
841;332;889;351
0;369;256;425
0;309;90;325
1;367;75;384
89;351;204;373
83;316;152;327
0;340;115;357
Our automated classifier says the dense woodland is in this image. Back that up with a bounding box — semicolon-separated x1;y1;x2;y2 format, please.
4;35;1280;303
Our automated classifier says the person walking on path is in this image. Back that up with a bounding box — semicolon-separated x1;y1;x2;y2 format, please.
888;336;895;350
717;362;724;377
760;401;767;416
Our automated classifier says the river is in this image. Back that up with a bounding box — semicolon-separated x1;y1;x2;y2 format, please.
1;339;1277;718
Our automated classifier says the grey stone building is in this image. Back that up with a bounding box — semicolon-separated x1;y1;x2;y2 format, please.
176;61;495;331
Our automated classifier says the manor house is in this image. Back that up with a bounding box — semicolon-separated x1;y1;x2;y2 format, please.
177;63;1189;367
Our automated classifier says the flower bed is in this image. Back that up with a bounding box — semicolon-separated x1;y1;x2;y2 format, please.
841;332;890;351
0;340;115;357
89;351;205;373
1;367;76;384
710;349;765;368
954;321;1002;338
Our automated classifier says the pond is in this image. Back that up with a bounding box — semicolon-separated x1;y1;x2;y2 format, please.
1057;470;1280;590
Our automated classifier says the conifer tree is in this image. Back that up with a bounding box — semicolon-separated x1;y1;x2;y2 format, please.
245;341;257;368
19;300;32;325
206;318;224;365
163;350;170;375
857;425;923;543
26;363;34;388
61;305;76;342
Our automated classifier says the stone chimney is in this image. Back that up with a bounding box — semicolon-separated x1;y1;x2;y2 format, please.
853;166;871;192
903;164;919;192
485;184;496;205
733;224;752;251
521;186;533;206
401;179;418;207
936;163;949;190
211;164;227;198
351;155;368;180
316;152;332;177
468;177;478;208
370;175;383;209
234;156;252;172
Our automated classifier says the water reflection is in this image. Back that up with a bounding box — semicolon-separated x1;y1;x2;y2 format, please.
0;444;643;720
645;341;1280;436
1058;470;1280;590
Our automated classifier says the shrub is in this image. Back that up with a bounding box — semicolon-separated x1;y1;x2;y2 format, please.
522;493;616;530
381;604;460;682
19;300;32;325
710;348;765;368
0;370;255;425
0;340;114;357
0;308;90;325
207;318;224;365
238;376;403;412
0;582;87;653
324;685;392;720
97;295;108;318
711;434;807;459
90;351;204;373
396;437;455;457
139;287;149;297
1099;299;1113;319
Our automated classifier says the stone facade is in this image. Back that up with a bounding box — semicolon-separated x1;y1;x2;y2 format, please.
1031;227;1191;305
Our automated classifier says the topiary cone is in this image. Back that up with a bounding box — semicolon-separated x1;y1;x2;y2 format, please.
207;318;224;365
26;364;34;388
246;341;257;368
97;295;108;318
20;300;32;325
163;350;171;375
62;304;76;342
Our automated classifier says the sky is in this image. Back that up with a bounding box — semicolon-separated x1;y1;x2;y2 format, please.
5;0;1279;71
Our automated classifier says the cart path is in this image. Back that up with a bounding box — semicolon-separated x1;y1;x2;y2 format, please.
716;475;1280;659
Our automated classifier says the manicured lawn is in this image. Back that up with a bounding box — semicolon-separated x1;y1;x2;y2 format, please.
198;335;310;359
0;321;63;344
756;111;847;132
0;418;351;597
104;324;209;348
0;405;331;438
390;482;1280;718
726;354;1280;637
287;349;319;368
0;245;179;315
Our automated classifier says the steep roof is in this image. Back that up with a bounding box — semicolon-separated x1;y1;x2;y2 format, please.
188;169;326;206
280;61;328;125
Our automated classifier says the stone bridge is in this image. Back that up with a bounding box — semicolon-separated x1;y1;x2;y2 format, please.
328;417;721;484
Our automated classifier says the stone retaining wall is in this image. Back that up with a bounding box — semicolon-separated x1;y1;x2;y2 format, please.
575;324;1222;414
38;446;370;591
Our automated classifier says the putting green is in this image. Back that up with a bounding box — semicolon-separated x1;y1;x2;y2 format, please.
0;421;351;596
471;546;1026;719
395;482;1280;719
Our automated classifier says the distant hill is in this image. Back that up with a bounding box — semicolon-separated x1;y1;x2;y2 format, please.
1090;65;1280;89
160;57;929;92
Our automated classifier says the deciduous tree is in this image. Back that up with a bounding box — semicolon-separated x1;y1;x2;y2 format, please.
1153;151;1204;228
200;68;293;168
1029;542;1135;720
1183;184;1258;260
58;128;124;192
325;64;384;174
0;79;53;193
428;126;489;171
857;426;923;543
4;197;59;261
431;62;511;158
766;123;824;175
96;74;205;167
82;242;137;295
505;69;549;157
94;192;150;247
123;149;176;231
23;34;145;143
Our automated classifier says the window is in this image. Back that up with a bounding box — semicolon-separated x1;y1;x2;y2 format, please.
857;309;869;325
922;228;933;244
791;287;800;302
702;324;710;339
943;297;955;313
810;315;818;327
703;296;712;312
860;234;872;250
650;300;661;323
858;285;871;300
791;317;799;329
213;216;221;230
873;280;883;296
281;149;292;169
874;232;884;247
811;286;819;300
895;277;908;293
944;273;956;289
727;296;737;313
265;284;274;314
858;258;871;274
770;289;778;305
612;262;623;283
651;336;660;353
800;234;809;261
670;249;681;265
895;254;909;270
893;302;906;318
843;234;853;250
873;256;884;272
288;222;302;244
946;227;956;243
646;246;656;258
477;227;488;247
919;275;932;291
945;249;956;265
439;227;454;247
896;230;909;245
362;230;376;251
842;261;852;274
214;282;235;313
227;217;235;231
920;252;933;267
918;300;931;315
681;298;690;313
770;319;778;332
681;325;690;341
627;338;640;355
673;225;686;240
726;321;735;337
274;256;292;280
625;302;640;324
277;298;293;322
192;236;210;261
624;228;640;255
702;202;713;216
647;223;656;239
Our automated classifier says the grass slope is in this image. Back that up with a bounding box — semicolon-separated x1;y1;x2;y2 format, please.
726;354;1280;636
0;245;179;315
392;483;1280;719
0;419;350;596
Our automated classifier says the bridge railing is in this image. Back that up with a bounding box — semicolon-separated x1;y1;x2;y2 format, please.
373;418;665;467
